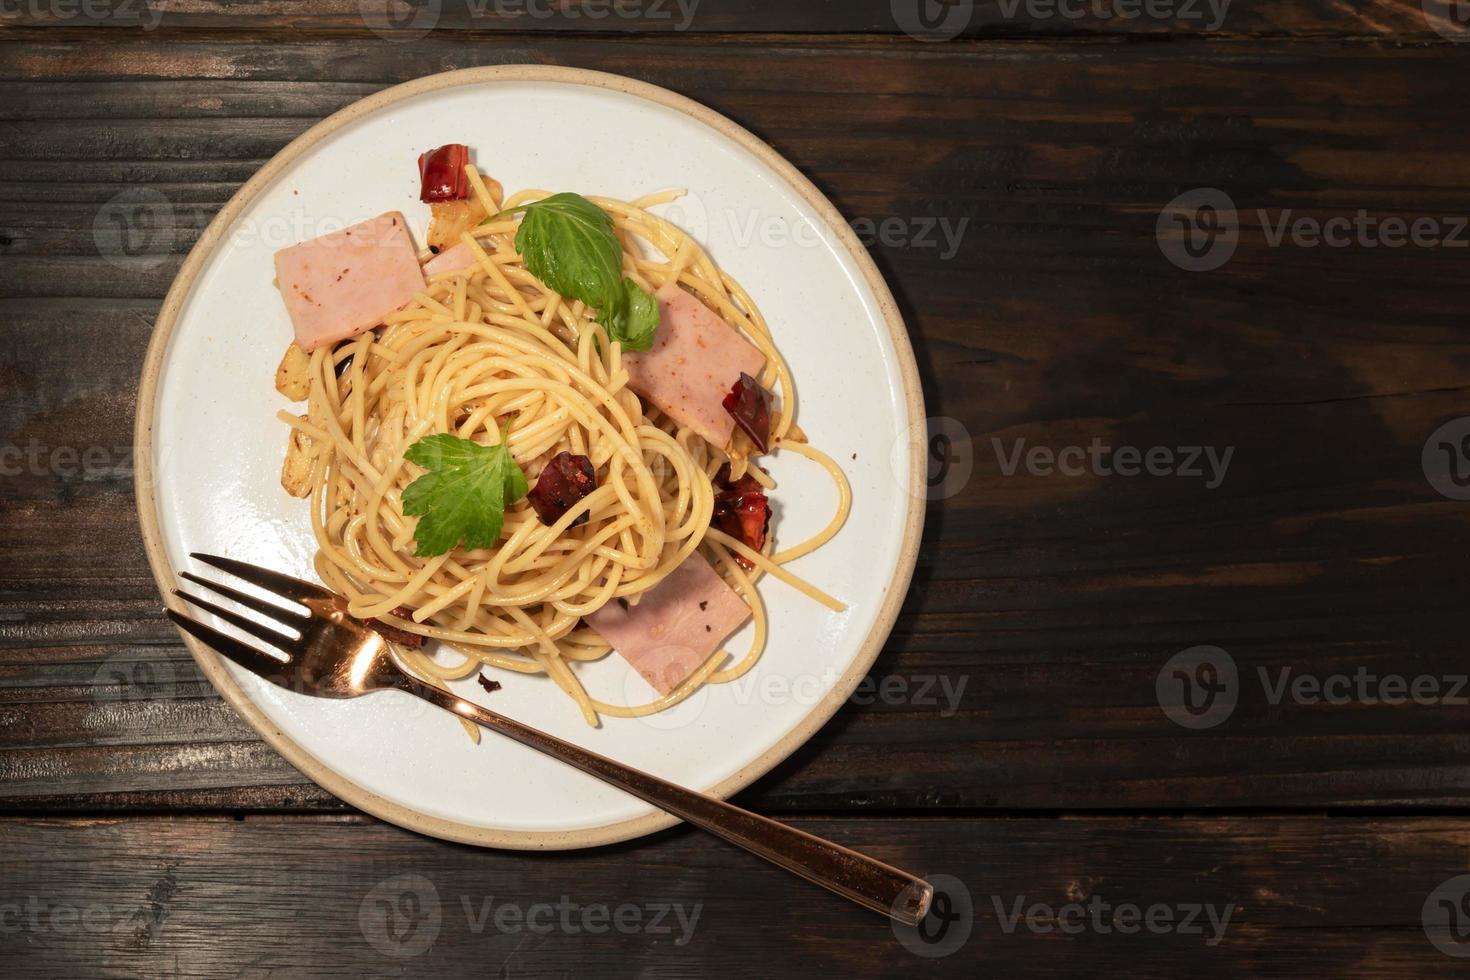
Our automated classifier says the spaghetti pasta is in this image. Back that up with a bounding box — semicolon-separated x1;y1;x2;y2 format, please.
278;168;851;725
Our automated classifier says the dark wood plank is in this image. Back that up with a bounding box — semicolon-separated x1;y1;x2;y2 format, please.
3;813;1468;977
0;0;1450;39
4;35;1470;813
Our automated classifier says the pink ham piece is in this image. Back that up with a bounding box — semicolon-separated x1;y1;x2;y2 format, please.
586;552;751;695
422;240;478;278
622;282;766;448
273;212;425;352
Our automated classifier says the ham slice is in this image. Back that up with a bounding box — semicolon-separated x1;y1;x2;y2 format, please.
422;241;478;278
273;212;425;352
623;282;766;448
586;552;751;695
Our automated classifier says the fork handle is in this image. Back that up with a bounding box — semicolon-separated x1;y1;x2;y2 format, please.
395;677;933;925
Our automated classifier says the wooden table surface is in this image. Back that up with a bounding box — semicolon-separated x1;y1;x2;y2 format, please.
6;3;1470;976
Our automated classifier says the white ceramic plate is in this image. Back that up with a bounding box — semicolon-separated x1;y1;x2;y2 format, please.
136;66;924;849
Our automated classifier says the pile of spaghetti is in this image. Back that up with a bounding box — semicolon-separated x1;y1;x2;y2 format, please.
276;158;849;726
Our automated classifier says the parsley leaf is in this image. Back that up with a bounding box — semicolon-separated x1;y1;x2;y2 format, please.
401;432;528;557
506;192;660;352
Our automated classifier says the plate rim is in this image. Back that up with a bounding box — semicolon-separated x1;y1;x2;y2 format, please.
134;64;926;850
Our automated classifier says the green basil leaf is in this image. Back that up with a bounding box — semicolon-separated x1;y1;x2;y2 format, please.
608;278;660;352
513;192;622;311
511;192;662;351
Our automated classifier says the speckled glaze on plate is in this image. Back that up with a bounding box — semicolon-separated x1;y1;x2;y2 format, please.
135;66;925;849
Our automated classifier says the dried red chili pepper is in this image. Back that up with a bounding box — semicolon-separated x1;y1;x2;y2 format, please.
711;464;771;570
528;452;597;527
417;144;471;203
721;372;773;453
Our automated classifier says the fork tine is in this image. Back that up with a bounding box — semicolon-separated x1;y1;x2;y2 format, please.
166;609;292;684
190;553;335;603
179;571;311;625
173;589;300;654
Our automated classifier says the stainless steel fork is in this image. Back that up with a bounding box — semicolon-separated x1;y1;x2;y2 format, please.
167;553;933;925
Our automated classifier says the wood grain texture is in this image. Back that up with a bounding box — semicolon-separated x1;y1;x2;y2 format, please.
4;14;1470;980
0;0;1451;39
3;814;1468;977
4;35;1470;812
